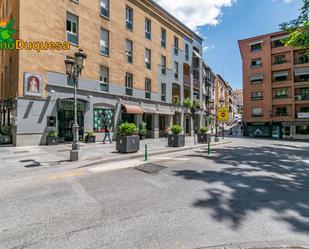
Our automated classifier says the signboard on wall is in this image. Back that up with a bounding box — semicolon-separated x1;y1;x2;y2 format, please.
218;107;229;122
24;72;43;97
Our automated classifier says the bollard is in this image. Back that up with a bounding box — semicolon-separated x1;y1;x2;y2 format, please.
145;144;148;162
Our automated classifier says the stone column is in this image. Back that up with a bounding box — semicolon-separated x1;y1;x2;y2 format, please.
152;113;159;139
113;103;122;140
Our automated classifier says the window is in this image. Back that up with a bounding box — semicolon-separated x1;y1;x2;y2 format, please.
296;125;309;135
276;107;287;116
145;18;151;40
126;6;133;31
161;55;166;75
126;39;133;63
100;28;109;56
251;58;262;68
273;71;289;82
296;52;309;64
250;42;262;52
66;12;78;45
145;78;151;99
251;78;263;84
174;61;179;79
185;44;189;61
100;66;109;92
272;39;284;48
47;116;57;127
251;91;263;100
161;28;166;48
252;107;263;116
125;73;133;96
300;107;309;112
174;36;179;55
295;72;309;83
161;83;166;102
100;0;109;18
275;89;288;98
295;88;309;101
273;54;287;64
145;48;151;69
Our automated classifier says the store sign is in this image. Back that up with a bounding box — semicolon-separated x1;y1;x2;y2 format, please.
24;73;43;97
218;107;229;122
298;112;309;119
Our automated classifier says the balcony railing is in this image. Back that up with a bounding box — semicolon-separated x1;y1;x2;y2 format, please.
251;96;263;100
295;56;309;65
183;75;191;86
295;94;309;101
272;59;288;65
251;113;264;117
193;79;200;89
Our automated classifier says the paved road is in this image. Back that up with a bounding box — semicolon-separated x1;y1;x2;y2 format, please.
1;138;309;249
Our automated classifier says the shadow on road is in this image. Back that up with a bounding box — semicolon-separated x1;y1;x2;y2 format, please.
173;143;309;233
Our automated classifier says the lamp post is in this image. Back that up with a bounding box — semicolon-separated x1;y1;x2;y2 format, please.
190;105;197;145
219;98;225;139
64;49;87;161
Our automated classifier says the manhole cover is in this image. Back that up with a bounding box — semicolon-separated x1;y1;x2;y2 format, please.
136;163;167;174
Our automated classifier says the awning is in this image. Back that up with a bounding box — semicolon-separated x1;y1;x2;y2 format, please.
193;50;202;59
250;73;263;81
273;71;289;77
143;105;157;114
249;40;263;46
294;67;309;76
271;35;289;41
122;104;144;115
157;106;175;115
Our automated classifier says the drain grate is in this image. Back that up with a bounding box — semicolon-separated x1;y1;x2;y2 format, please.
136;163;167;174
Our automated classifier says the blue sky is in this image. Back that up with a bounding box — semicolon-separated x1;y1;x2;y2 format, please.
199;0;303;89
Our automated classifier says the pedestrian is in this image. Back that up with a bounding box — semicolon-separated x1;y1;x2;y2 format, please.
164;127;170;140
103;124;112;144
229;128;233;137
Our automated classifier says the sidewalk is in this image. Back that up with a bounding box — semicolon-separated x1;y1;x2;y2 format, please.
0;136;232;168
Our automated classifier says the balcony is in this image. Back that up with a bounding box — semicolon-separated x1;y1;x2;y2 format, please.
295;94;309;101
183;75;191;87
251;96;263;101
251;113;264;117
296;112;309;119
294;56;309;65
193;79;200;90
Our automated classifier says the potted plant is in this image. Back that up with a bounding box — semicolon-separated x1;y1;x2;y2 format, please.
172;96;181;107
197;127;211;144
0;125;12;144
85;130;96;143
46;131;58;145
116;122;140;153
168;125;185;147
183;98;193;108
193;99;201;109
138;122;148;140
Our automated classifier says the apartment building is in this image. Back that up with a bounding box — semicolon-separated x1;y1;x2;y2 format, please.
202;62;215;126
239;31;309;139
234;88;243;114
0;0;204;146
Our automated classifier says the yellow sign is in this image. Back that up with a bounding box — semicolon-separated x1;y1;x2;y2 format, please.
218;107;229;122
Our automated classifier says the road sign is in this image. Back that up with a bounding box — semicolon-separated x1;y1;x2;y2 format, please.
218;107;229;122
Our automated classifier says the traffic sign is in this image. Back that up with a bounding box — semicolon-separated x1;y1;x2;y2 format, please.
218;107;229;122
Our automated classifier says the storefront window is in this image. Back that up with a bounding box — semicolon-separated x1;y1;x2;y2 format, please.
93;108;113;132
296;125;309;135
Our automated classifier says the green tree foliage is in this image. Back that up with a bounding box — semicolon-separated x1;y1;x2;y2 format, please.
280;0;309;49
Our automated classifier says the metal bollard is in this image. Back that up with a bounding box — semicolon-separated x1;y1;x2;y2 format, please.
145;144;148;162
208;141;211;155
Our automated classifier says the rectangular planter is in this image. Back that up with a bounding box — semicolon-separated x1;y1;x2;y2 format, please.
46;136;58;145
0;134;12;144
116;135;140;153
197;133;211;144
168;134;185;147
85;135;96;143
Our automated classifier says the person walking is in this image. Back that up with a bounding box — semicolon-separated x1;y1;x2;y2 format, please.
103;124;112;144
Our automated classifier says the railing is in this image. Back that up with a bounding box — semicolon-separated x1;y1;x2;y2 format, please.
193;79;200;89
272;59;288;65
251;113;264;117
183;75;191;86
251;96;263;100
295;56;309;65
295;94;309;101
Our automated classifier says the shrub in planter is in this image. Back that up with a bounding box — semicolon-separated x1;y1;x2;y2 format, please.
138;122;148;140
116;122;140;153
168;125;185;147
198;127;211;144
46;131;58;145
0;125;12;144
85;130;96;143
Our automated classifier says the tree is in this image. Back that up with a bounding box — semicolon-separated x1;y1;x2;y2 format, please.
280;0;309;49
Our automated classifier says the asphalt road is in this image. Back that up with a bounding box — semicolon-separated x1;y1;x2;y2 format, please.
1;137;309;249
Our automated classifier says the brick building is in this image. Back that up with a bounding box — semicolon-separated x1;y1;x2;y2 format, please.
0;0;204;146
239;31;309;139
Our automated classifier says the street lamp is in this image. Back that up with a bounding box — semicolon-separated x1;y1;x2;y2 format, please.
219;98;225;139
190;105;197;145
64;49;87;161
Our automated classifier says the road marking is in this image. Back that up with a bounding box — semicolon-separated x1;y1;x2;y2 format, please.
48;170;85;180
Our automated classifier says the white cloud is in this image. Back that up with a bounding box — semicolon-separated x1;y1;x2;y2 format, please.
203;45;215;52
153;0;236;31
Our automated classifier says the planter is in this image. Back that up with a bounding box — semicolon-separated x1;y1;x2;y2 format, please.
85;135;96;143
168;134;185;147
197;133;211;144
0;134;12;144
46;136;58;145
116;135;140;153
139;134;146;140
